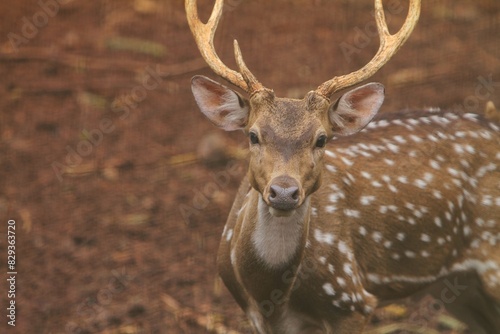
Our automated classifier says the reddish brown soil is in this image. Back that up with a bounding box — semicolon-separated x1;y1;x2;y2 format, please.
0;0;499;333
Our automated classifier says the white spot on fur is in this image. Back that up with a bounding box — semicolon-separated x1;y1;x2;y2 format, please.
372;231;383;243
420;234;431;242
341;157;354;166
405;250;416;258
343;263;354;278
337;277;347;287
433;190;442;199
393;135;407;144
338;241;348;254
360;195;376;205
226;229;233;242
361;171;372;179
414;179;427;189
409;134;422;143
323;283;335;296
384;158;395;166
344;209;361;218
325;150;337;158
326;165;337;173
397;176;408;184
325;205;337;213
314;229;335;245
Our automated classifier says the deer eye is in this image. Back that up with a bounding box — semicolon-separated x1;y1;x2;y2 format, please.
249;132;259;145
315;135;327;148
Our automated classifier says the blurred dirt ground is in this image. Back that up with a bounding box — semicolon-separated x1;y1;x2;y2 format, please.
0;0;499;333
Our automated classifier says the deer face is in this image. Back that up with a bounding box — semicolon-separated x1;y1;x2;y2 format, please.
191;75;385;217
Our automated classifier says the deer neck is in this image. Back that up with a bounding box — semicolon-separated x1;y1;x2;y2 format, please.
234;192;311;308
252;195;311;269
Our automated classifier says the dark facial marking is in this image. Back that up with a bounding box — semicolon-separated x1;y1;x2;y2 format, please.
260;123;315;162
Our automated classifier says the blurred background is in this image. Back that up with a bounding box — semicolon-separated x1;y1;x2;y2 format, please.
0;0;499;333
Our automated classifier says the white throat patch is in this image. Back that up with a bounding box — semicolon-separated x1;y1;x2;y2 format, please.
252;196;310;268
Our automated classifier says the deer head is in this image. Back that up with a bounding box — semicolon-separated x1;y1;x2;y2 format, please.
187;0;420;217
192;76;384;216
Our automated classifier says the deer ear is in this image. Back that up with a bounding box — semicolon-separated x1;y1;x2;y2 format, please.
328;83;385;136
191;75;249;131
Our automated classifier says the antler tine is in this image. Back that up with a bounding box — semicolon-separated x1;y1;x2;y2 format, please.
316;0;421;98
185;0;264;94
234;40;264;94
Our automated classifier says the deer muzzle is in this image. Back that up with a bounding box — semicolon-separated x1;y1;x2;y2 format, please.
266;175;301;216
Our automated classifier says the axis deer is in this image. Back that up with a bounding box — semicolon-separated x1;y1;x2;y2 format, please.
186;0;500;332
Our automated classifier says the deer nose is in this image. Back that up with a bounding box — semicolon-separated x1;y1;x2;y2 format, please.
268;177;300;211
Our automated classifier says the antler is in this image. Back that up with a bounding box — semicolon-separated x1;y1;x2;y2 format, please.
316;0;421;98
185;0;264;94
